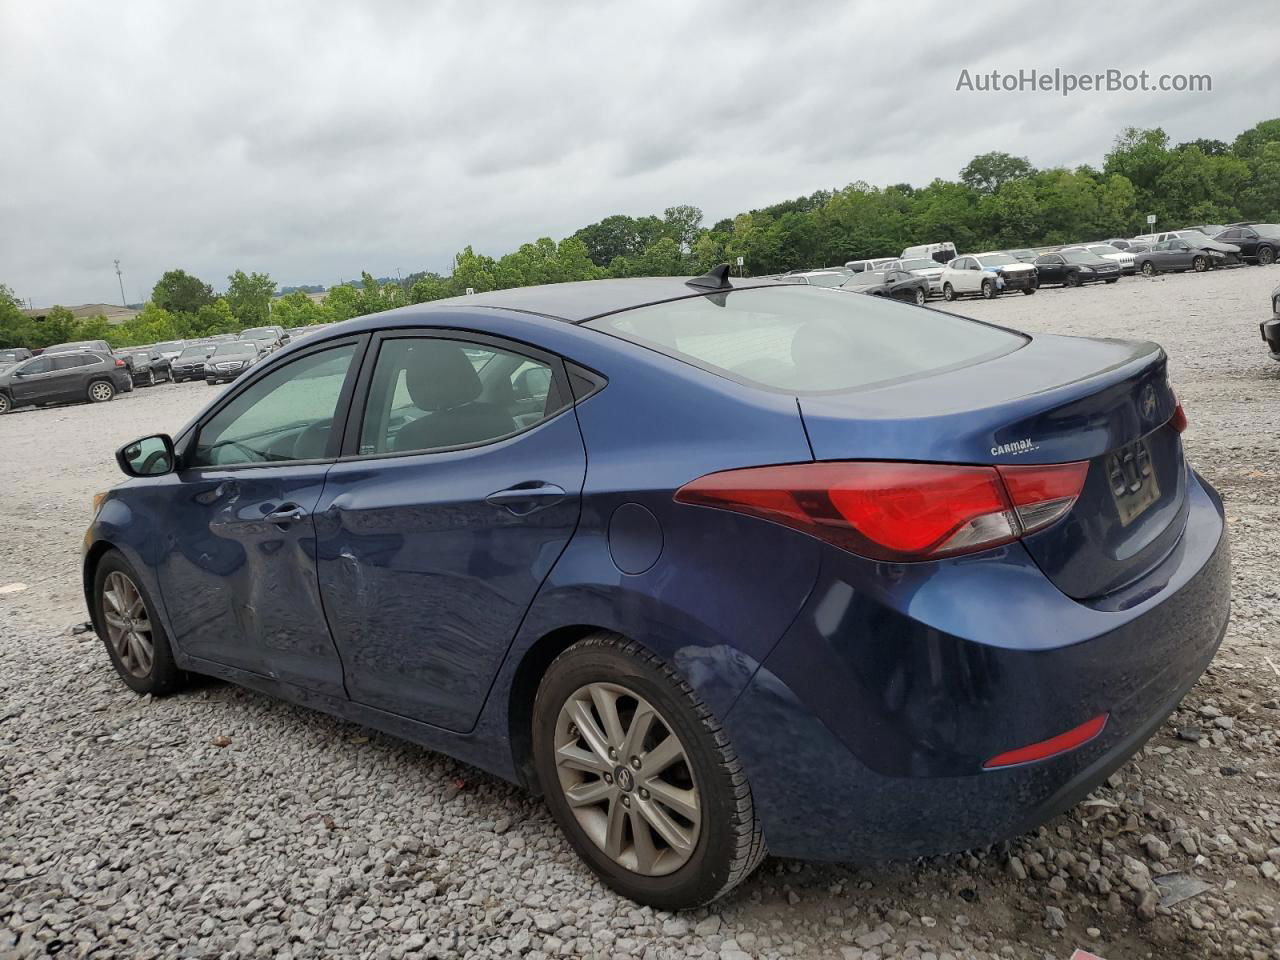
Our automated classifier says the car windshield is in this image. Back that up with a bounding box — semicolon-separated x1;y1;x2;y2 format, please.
1064;251;1107;265
842;272;890;286
1007;250;1035;259
178;346;209;358
1087;245;1120;256
1176;231;1213;245
799;272;850;288
896;259;938;271
585;286;1024;394
1252;224;1280;236
129;352;151;361
213;342;255;357
975;254;1017;267
240;327;275;340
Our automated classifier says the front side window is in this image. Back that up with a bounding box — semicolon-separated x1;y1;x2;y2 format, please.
358;337;563;456
586;286;1025;394
20;357;52;375
192;344;357;467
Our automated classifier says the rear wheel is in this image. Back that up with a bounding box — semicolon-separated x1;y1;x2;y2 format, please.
1258;246;1275;266
1192;255;1207;272
533;633;765;909
93;551;186;695
1141;260;1158;276
913;288;927;306
1021;287;1036;295
942;283;956;302
0;392;10;415
87;380;115;403
980;279;997;299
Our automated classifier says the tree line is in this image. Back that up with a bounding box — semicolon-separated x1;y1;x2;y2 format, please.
3;118;1278;351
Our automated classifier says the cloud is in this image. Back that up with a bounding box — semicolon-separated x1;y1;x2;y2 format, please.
0;0;1274;305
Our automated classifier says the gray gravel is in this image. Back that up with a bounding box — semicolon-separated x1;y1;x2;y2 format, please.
2;267;1279;960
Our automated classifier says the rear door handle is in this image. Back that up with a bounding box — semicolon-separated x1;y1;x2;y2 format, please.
265;502;308;526
486;482;568;516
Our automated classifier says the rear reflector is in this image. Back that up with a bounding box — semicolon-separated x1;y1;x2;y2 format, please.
982;713;1108;769
674;459;1089;562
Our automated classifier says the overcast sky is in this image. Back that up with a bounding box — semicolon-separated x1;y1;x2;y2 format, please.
2;1;1276;307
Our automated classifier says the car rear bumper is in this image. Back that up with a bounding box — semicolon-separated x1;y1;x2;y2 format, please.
722;470;1229;861
1262;317;1280;361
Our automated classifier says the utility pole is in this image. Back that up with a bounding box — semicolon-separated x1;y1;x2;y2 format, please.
114;260;126;307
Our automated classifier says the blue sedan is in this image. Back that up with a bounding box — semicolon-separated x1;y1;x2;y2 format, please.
86;266;1230;909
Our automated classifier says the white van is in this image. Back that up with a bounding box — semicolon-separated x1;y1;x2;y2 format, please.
900;242;957;265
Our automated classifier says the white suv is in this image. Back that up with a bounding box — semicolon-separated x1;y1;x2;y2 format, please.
940;253;1038;300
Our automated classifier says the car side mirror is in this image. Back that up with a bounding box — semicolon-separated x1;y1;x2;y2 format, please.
116;433;176;478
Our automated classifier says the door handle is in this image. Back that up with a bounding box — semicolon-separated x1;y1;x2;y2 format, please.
265;502;308;526
486;482;568;516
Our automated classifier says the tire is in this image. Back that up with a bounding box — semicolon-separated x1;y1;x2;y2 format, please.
532;633;765;910
1192;255;1207;272
1141;261;1157;276
942;283;956;302
1021;287;1036;295
147;369;156;387
1065;272;1081;287
1104;278;1119;284
1258;246;1275;266
980;279;997;299
913;288;927;306
0;392;11;415
92;550;187;695
87;379;115;403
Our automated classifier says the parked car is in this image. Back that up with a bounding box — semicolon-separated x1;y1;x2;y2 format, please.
88;269;1229;909
940;252;1038;300
238;325;289;354
1034;251;1122;287
784;268;853;287
120;349;173;387
0;347;33;370
0;350;131;413
839;269;930;305
204;341;263;383
171;344;215;382
1262;281;1280;362
843;258;895;274
1134;238;1235;275
1062;244;1136;275
1185;224;1226;238
879;257;947;294
900;241;957;264
149;340;187;363
1136;231;1242;262
42;339;113;356
1104;238;1135;251
1215;223;1280;266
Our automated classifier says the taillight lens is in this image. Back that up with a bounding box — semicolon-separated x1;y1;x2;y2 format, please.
114;358;126;367
675;460;1089;562
1170;400;1187;433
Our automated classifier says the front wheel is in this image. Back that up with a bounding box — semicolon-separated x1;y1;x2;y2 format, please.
93;551;187;695
913;288;927;306
1192;255;1207;272
1141;261;1157;276
1258;246;1275;266
87;380;115;403
942;283;956;302
533;633;765;909
980;279;997;299
1065;272;1082;287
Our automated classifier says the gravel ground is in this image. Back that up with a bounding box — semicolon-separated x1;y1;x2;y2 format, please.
1;267;1278;960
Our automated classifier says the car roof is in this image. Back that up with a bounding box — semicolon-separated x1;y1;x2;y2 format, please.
385;276;792;325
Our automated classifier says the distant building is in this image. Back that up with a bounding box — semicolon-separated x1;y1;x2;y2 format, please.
21;303;141;326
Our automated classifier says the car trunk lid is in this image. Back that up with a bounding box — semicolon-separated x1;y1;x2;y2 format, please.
798;334;1187;600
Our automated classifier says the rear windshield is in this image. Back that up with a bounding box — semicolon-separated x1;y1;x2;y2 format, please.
213;342;255;357
585;286;1025;394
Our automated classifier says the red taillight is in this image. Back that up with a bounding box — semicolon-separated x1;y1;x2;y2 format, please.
674;459;1089;562
1170;400;1187;433
114;358;126;367
982;713;1108;769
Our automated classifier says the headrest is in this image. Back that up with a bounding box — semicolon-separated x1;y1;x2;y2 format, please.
403;343;483;411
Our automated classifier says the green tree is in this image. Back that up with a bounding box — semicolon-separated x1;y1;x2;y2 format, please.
225;270;276;326
271;290;328;327
409;273;451;303
662;205;703;251
0;284;33;349
960;152;1035;194
150;269;216;315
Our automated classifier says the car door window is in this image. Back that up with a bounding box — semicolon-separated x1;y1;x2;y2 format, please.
192;344;357;467
20;357;52;375
358;337;566;456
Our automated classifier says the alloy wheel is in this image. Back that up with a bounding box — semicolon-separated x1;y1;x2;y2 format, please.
101;571;154;678
0;393;9;414
90;382;114;402
1259;246;1275;266
554;681;701;877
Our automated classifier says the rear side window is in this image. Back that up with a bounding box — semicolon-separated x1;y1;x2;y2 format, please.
586;286;1024;394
